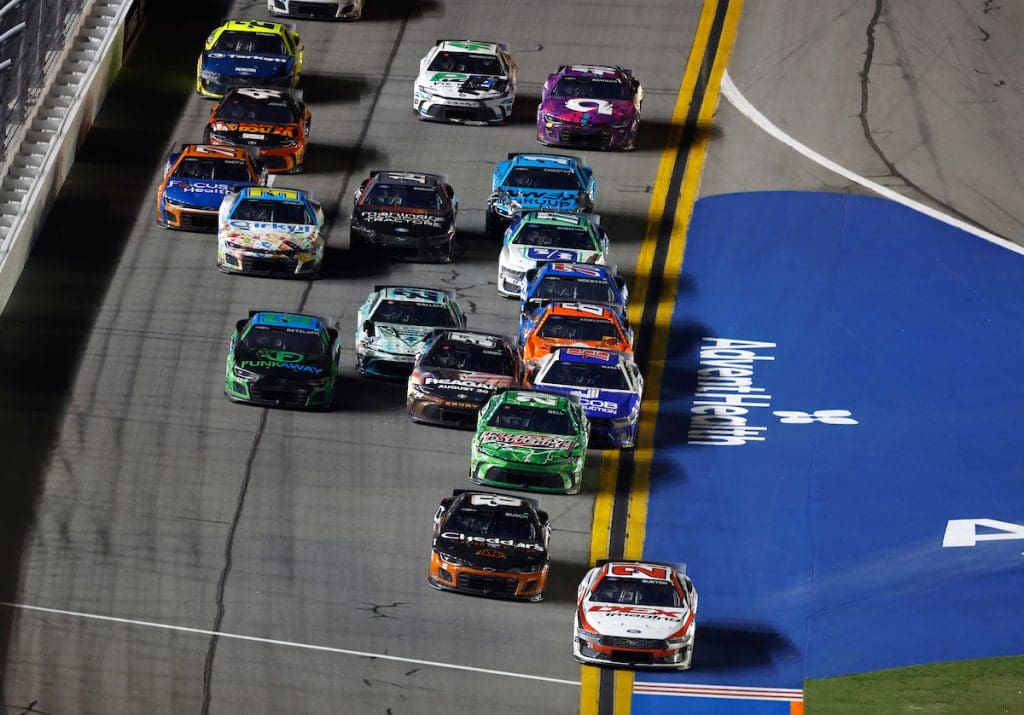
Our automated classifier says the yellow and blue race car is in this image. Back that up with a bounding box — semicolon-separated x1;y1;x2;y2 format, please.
196;20;304;99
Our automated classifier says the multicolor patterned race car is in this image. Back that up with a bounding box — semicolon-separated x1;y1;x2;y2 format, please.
225;311;341;409
355;286;467;378
350;171;458;262
217;186;325;277
519;302;633;363
574;561;698;669
470;389;589;494
485;153;595;238
204;87;310;174
520;262;628;318
156;144;265;231
497;211;609;297
414;40;517;124
429;490;550;601
267;0;364;21
407;330;522;428
528;348;643;448
196;20;303;99
537;65;643;150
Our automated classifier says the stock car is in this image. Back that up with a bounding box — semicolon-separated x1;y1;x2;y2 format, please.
407;330;522;428
574;561;698;670
470;389;589;495
429;490;550;601
497;211;609;297
217;186;325;277
350;171;458;262
485;153;596;238
196;20;303;99
519;302;633;363
225;311;341;409
156;144;265;231
520;262;628;319
268;0;364;21
413;40;517;124
355;286;467;378
537;65;644;150
527;348;643;448
204;87;310;174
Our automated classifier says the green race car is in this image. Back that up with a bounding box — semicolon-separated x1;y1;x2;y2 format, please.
470;389;589;494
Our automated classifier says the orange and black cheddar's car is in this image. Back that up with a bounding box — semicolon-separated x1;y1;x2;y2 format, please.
204;87;310;174
429;490;550;601
518;301;633;364
156;144;265;232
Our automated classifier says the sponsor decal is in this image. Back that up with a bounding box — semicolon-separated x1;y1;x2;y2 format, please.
565;98;615;115
565;348;611;361
227;220;313;233
943;519;1024;548
578;397;622;415
587;605;681;620
172;181;234;194
212;122;296;137
476;549;507;559
425;377;493;391
440;531;545;552
525;247;580;262
239;359;321;374
430;72;470;83
551;262;603;276
610;564;669;579
446;41;495;52
480;431;575;450
361;211;445;227
207;51;286;63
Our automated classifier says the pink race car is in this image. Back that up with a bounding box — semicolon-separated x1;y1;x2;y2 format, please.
536;65;643;151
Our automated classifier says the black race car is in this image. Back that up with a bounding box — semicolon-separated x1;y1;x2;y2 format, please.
350;171;458;262
429;490;551;601
204;87;311;174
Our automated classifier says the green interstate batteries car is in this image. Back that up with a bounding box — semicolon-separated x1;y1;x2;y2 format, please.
470;389;589;494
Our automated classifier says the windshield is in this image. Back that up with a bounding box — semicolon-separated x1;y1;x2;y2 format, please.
371;301;457;327
365;184;443;210
487;404;574;435
173;158;251;182
423;341;513;375
213;31;287;55
590;577;681;607
505;168;581;191
542;361;628;390
533;277;616;303
551;76;630;100
427;51;503;76
231;199;311;224
445;506;536;541
215;97;296;124
513;224;594;250
537;315;620;341
241;325;324;355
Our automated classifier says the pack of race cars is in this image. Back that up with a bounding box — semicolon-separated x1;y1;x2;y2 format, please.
170;13;696;671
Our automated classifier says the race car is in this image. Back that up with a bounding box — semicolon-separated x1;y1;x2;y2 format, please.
520;262;628;319
268;0;364;21
537;65;643;150
574;560;698;670
196;20;303;99
350;171;458;262
355;286;467;378
470;389;589;494
519;302;633;364
413;40;517;124
204;87;310;174
527;348;643;448
225;311;341;409
497;211;609;297
407;330;522;428
156;144;265;231
217;186;325;278
429;490;550;601
485;153;595;238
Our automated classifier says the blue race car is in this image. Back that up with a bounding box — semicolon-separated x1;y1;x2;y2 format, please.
196;20;304;99
519;262;628;318
528;347;643;448
485;153;595;238
156;144;266;231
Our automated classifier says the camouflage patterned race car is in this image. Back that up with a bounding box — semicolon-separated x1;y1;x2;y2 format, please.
225;311;341;409
470;389;589;494
429;490;550;601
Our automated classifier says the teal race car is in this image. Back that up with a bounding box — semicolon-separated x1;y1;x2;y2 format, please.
470;389;589;494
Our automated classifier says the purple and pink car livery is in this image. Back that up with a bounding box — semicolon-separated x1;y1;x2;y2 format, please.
536;65;643;151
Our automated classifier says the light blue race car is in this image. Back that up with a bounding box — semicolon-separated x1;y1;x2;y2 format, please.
484;153;595;238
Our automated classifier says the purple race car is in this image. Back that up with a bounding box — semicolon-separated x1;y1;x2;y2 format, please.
536;65;643;151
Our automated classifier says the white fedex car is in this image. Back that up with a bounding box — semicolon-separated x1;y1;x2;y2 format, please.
414;40;517;124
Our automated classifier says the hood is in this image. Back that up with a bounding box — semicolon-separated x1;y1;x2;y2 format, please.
419;71;509;99
540;97;637;126
434;530;546;572
203;51;290;79
353;205;451;238
416;368;516;403
369;323;434;355
504;244;602;270
582;601;691;639
476;429;579;464
534;385;637;419
221;221;320;252
164;178;253;209
234;346;331;379
497;188;583;212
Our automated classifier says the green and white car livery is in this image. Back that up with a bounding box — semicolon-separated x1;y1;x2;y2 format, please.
471;390;589;494
355;285;467;378
413;40;517;124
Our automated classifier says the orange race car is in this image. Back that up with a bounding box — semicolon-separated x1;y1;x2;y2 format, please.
518;301;633;363
156;144;265;231
204;87;310;174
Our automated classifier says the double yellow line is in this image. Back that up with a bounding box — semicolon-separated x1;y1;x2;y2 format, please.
580;0;744;712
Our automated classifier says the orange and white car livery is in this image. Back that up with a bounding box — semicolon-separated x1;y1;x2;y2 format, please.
156;144;264;231
518;301;633;363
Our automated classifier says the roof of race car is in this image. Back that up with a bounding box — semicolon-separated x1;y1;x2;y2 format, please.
179;144;253;161
371;171;444;187
533;262;615;280
436;40;501;55
375;286;450;304
434;330;509;348
559;64;626;78
597;561;678;582
540;302;622;320
550;347;621;366
236;187;308;203
220;86;300;106
504;153;583;170
515;211;593;228
249;312;325;331
214;20;290;36
494;389;575;409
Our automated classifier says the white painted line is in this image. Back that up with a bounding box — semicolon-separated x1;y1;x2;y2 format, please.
266;172;276;187
0;601;580;687
720;71;1024;257
634;681;803;701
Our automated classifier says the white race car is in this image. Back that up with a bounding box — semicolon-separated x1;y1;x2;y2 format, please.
497;211;609;297
413;40;517;124
574;560;698;669
267;0;364;21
